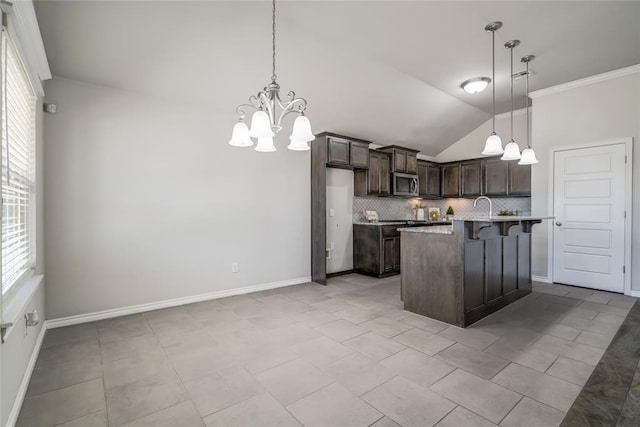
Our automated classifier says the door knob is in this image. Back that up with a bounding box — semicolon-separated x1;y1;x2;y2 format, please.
555;222;562;226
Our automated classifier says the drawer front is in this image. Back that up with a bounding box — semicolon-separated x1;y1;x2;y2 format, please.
382;225;401;237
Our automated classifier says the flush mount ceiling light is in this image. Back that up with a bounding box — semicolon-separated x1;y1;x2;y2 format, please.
501;39;522;161
481;21;503;156
461;77;491;94
518;55;539;165
229;0;314;152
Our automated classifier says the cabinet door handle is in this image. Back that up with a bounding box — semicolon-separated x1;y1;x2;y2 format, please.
555;222;562;227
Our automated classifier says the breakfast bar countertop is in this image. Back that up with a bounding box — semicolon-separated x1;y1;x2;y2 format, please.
397;225;453;234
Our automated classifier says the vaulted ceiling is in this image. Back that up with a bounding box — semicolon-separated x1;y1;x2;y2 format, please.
34;1;640;155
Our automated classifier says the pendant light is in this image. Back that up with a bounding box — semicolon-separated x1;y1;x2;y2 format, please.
481;21;504;156
518;55;539;165
229;0;314;151
501;39;521;161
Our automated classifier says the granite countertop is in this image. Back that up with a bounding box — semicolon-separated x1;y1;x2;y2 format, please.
353;220;452;226
398;225;453;234
451;215;554;222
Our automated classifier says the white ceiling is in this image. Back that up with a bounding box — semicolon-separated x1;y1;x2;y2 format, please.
34;1;640;156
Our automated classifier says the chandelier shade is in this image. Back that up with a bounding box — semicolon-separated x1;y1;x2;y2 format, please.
228;121;253;147
255;137;277;152
248;110;275;139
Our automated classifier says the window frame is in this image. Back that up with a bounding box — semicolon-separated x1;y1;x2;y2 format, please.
1;27;37;297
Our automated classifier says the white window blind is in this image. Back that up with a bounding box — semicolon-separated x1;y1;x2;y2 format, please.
1;29;36;295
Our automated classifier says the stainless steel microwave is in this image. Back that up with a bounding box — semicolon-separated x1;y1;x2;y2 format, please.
392;173;419;196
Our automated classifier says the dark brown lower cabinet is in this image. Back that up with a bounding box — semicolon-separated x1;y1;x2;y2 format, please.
354;224;401;277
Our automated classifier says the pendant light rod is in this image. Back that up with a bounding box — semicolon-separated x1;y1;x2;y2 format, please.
504;40;520;141
519;54;539;165
521;55;535;148
501;39;521;161
481;21;504;156
484;21;502;134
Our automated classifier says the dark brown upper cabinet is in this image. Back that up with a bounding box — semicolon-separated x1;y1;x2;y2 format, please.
509;162;531;195
441;163;460;198
327;137;350;166
460;160;482;197
417;160;441;199
350;141;370;169
378;145;419;174
483;157;509;196
326;135;371;169
354;150;390;196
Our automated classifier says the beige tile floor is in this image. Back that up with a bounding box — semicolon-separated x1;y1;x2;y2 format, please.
17;274;637;427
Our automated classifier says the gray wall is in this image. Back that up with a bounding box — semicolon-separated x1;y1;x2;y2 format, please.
530;71;640;288
43;77;311;319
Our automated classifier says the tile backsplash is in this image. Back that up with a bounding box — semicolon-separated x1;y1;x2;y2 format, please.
353;196;531;222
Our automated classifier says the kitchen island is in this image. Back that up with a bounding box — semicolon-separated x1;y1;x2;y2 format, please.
399;217;551;327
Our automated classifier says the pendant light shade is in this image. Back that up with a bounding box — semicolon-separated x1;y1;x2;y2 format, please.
502;141;522;160
228;121;253;147
519;147;538;164
501;39;520;161
518;54;538;165
482;133;503;155
255;136;276;152
482;21;504;156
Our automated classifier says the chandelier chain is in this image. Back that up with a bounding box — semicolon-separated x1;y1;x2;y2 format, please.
271;0;277;82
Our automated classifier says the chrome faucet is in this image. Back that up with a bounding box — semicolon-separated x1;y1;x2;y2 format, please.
473;196;492;218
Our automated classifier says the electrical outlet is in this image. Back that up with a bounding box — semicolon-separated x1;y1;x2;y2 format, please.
231;262;239;273
329;208;335;217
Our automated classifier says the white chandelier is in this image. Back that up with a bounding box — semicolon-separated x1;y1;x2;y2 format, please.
229;0;314;152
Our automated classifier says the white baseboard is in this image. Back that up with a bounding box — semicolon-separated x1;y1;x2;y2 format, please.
628;290;640;298
46;276;312;329
532;275;552;284
6;323;46;427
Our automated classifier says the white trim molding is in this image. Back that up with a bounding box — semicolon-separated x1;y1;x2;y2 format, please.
531;275;552;284
5;322;46;427
3;0;52;96
530;64;640;99
47;276;312;329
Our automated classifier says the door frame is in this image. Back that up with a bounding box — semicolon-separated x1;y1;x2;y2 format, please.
548;137;633;295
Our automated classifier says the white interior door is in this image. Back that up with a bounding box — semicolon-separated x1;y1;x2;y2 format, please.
326;168;354;274
553;143;627;292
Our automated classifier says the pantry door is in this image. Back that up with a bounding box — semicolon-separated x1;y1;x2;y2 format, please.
552;143;628;292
